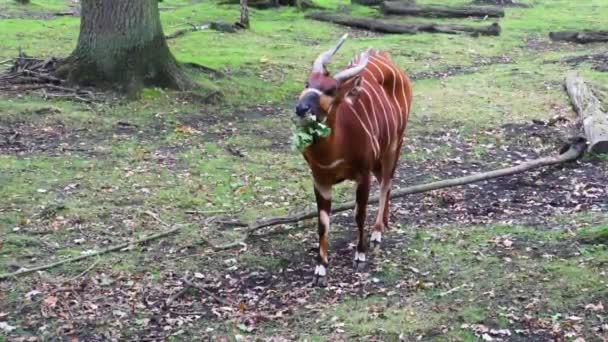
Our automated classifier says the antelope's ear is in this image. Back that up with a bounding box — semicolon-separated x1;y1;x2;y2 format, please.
345;75;363;103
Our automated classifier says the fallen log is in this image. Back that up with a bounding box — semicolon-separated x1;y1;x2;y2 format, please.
219;0;325;9
352;0;415;7
307;12;501;36
243;138;586;234
565;72;608;154
470;0;529;7
550;31;608;44
381;2;504;18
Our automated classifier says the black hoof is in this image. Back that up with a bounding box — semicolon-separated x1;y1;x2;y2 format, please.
313;275;327;287
353;259;367;272
370;239;381;252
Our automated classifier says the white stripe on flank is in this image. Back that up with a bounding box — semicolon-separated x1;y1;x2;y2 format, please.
364;79;398;147
360;88;380;138
372;57;403;131
364;80;393;151
374;55;409;131
360;87;384;151
382;55;411;129
357;98;380;155
367;59;385;85
353;100;380;158
346;102;379;159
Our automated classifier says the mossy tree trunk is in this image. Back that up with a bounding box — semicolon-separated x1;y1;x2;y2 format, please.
240;0;250;28
56;0;196;95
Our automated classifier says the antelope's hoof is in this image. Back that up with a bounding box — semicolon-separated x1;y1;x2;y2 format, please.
353;251;367;272
370;231;382;253
313;274;327;287
313;264;327;287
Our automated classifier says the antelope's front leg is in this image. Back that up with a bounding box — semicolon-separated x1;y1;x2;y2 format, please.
353;175;370;271
313;182;332;287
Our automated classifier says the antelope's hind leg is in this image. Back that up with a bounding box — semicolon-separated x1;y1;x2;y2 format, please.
353;175;371;271
313;183;332;287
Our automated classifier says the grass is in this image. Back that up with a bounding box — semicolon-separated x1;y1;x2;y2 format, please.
1;0;608;340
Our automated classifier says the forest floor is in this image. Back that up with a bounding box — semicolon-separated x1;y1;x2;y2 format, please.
1;0;608;341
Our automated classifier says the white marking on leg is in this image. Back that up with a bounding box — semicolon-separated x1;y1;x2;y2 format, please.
314;264;327;277
320;210;330;229
354;251;366;262
374;181;391;228
371;230;382;243
314;181;332;200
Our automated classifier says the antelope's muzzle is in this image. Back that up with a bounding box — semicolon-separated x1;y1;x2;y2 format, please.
295;92;321;119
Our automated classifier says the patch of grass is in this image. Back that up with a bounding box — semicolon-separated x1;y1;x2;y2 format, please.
331;295;438;338
577;224;608;245
239;253;289;271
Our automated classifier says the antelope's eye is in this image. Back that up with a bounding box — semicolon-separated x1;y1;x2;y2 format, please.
325;86;337;96
304;82;309;88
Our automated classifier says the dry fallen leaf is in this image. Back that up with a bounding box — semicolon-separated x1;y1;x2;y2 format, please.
584;301;604;312
43;295;58;309
175;124;200;134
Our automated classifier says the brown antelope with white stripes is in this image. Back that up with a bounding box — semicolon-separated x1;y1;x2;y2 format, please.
294;34;413;286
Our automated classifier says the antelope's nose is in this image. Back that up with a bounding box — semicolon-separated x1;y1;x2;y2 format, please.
295;103;310;117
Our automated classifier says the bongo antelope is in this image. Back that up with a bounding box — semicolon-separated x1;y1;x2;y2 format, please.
294;34;413;286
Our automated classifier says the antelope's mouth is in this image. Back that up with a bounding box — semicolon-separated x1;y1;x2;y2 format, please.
293;112;318;127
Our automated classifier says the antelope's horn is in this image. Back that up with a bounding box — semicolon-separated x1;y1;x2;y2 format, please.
333;51;370;83
312;33;349;73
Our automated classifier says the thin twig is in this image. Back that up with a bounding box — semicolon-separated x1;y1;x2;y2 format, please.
185;209;230;215
164;277;195;308
439;285;463;297
69;258;101;281
0;213;184;281
183;277;232;306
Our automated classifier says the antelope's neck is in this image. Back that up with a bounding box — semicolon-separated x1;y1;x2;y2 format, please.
303;108;344;168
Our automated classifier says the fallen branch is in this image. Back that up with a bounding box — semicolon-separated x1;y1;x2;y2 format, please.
243;139;586;234
0;227;182;280
307;12;501;36
381;2;505;18
166;23;210;39
0;213;184;281
557;52;608;72
549;30;608;44
565;72;608;154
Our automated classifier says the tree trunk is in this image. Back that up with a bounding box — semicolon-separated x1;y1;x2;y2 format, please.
565;72;608;154
240;0;250;28
55;0;196;95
